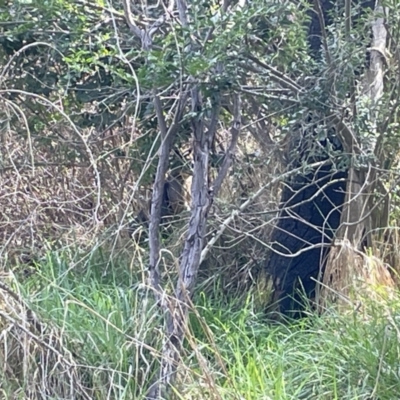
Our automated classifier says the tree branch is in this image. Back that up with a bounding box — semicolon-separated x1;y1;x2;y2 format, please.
148;95;188;304
121;0;166;49
245;55;304;93
146;86;209;399
121;0;143;38
313;0;332;66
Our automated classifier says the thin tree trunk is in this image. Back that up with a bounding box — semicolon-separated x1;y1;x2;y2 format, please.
146;92;242;399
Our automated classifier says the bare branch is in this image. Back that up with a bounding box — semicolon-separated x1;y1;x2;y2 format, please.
246;55;304;93
313;0;332;66
207;100;221;154
362;4;387;104
345;0;351;35
121;0;166;48
146;85;209;398
167;0;175;13
121;0;143;38
153;91;168;139
223;0;233;12
145;1;244;397
345;0;357;117
176;0;189;26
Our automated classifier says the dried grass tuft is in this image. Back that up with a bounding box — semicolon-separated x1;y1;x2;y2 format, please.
0;274;92;399
318;239;396;312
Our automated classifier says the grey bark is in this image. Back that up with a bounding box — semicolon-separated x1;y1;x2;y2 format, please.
335;3;387;245
145;1;242;398
320;2;388;304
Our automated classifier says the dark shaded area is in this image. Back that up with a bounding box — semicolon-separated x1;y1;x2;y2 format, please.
266;0;375;316
267;162;347;316
307;0;334;58
307;0;375;58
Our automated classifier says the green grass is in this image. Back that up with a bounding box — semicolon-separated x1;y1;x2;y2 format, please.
4;249;400;399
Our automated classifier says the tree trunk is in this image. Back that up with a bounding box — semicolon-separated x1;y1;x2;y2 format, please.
266;0;385;316
320;3;388;306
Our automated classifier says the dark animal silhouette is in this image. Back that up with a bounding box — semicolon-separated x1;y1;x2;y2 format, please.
266;0;376;317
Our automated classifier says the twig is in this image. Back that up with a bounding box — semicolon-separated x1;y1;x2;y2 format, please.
0;310;72;366
121;0;144;38
0;280;43;334
121;0;165;49
0;89;102;226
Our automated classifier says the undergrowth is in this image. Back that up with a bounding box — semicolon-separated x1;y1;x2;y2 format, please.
1;250;400;399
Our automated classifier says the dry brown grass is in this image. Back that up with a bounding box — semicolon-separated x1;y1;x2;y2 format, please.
0;94;153;266
319;239;396;312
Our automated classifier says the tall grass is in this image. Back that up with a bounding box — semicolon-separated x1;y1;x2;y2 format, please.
3;250;400;399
